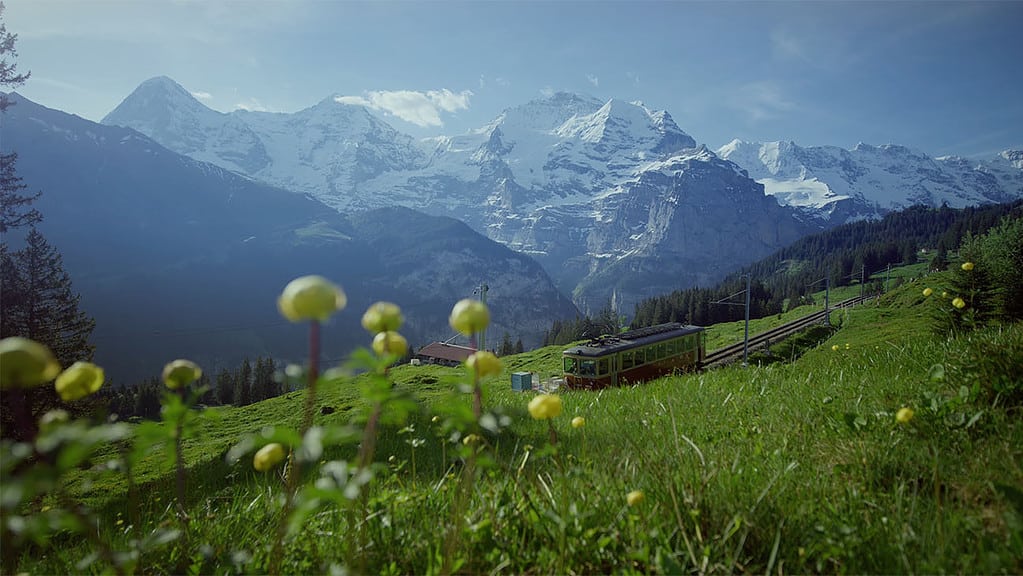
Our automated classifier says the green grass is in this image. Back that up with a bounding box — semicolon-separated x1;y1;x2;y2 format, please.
13;277;1023;574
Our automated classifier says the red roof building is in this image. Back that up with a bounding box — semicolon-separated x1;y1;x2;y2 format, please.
415;342;476;367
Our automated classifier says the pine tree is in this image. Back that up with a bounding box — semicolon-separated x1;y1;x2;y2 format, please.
215;368;235;406
498;332;513;356
252;356;277;402
0;4;40;233
1;228;95;365
514;338;524;354
235;359;252;406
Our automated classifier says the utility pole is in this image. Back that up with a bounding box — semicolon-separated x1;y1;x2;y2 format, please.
885;264;891;293
710;274;752;367
860;265;865;299
743;273;751;366
824;274;830;326
474;282;489;352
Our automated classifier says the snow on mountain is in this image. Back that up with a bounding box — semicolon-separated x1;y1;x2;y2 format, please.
98;80;808;309
103;77;426;210
718;139;1023;223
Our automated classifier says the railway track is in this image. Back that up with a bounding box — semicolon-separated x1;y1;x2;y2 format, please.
702;294;873;368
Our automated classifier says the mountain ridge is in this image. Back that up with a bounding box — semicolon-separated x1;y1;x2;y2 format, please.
4;92;578;382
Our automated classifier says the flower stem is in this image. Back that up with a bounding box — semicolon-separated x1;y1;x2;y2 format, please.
270;320;321;575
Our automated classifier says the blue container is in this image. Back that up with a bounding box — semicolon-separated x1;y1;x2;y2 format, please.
511;372;532;391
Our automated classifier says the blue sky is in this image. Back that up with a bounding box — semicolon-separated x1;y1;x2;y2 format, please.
7;0;1022;157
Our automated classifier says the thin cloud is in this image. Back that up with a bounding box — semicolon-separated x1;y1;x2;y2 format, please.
335;89;473;127
586;74;599;88
191;91;213;101
770;29;809;63
539;86;555;98
730;81;795;122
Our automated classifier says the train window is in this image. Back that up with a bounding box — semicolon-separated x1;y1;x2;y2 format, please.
564;357;578;374
597;359;609;375
580;360;596;376
622;351;634;369
657;343;667;359
634;348;645;365
667;339;678;355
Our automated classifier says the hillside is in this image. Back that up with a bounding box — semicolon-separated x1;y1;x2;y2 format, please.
13;275;1022;574
628;201;1023;330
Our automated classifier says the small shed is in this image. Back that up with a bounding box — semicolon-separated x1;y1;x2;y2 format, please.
415;342;477;367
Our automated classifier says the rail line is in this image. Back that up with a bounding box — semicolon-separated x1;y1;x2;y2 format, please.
702;294;873;368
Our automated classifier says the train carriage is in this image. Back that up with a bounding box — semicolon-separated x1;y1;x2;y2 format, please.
562;323;705;390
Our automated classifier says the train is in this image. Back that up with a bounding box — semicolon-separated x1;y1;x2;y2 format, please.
561;322;706;389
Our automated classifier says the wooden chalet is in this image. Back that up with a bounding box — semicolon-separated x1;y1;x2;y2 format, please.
415;342;477;367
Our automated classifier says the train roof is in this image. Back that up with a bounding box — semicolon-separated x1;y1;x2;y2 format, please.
563;323;704;358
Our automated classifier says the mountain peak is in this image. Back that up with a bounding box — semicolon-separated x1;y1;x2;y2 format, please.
102;76;215;128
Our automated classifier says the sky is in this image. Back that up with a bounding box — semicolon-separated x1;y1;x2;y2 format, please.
5;0;1023;158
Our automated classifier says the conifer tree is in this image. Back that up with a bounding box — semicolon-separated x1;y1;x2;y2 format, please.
235;358;252;406
0;3;40;233
215;368;235;406
1;228;95;365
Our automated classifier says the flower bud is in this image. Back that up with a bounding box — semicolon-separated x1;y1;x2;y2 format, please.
162;359;202;390
449;299;489;336
253;443;287;472
895;407;914;424
952;297;966;309
0;337;60;389
361;301;403;334
55;361;105;402
277;275;346;323
39;409;70;430
571;416;586;429
467;351;501;378
372;331;408;357
528;394;562;420
961;262;974;271
627;490;645;506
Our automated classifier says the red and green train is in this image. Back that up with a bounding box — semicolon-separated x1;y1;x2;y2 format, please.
561;323;706;389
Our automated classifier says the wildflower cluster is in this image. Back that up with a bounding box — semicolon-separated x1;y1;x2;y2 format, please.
922;261;991;334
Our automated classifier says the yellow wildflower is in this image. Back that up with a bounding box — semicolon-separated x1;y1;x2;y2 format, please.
253;443;287;472
627;490;645;506
922;288;933;297
895;407;914;424
952;297;966;309
372;331;408;357
277;275;346;323
831;344;840;351
448;299;490;336
571;416;586;429
0;337;60;389
162;359;202;390
961;262;974;271
55;361;105;402
528;394;562;420
361;301;403;334
467;351;502;378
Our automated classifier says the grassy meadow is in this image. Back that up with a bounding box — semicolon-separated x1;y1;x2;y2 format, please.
8;273;1023;574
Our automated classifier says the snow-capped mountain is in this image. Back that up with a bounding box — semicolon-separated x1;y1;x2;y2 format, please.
717;139;1023;223
5;92;577;381
103;76;426;209
97;79;804;309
